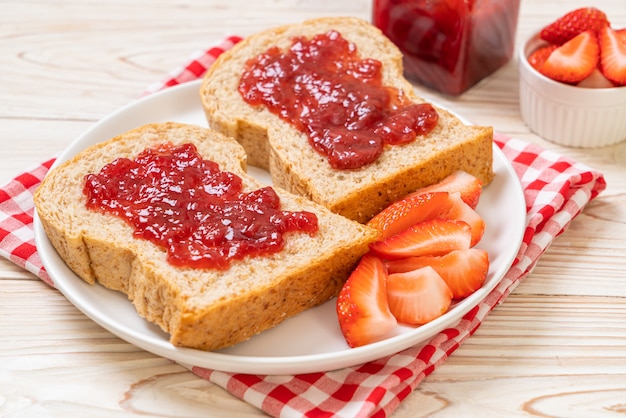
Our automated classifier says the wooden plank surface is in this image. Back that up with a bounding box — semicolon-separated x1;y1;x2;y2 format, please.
1;0;625;416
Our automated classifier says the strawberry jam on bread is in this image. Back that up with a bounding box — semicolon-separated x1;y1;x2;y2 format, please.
83;141;320;270
34;122;379;351
201;17;494;224
237;28;440;170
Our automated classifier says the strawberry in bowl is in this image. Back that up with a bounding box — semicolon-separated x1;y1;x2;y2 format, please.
528;7;625;88
519;7;626;148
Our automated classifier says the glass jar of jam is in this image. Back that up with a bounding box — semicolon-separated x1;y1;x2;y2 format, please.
373;0;521;95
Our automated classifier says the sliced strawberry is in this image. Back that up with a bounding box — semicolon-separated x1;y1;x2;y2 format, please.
367;191;450;240
386;248;489;299
370;218;472;260
599;26;626;86
528;44;558;71
576;67;616;88
368;191;484;246
336;254;397;348
406;170;483;210
540;7;609;45
386;266;452;325
539;30;599;84
445;192;485;246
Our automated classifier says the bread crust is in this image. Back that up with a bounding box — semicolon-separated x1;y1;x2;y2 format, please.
200;17;494;223
34;122;379;351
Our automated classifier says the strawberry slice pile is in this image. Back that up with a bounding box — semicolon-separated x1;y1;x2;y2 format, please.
336;171;489;348
528;7;626;87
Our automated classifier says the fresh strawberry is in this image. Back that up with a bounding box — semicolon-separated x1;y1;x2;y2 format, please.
368;191;484;247
539;30;599;84
336;254;397;347
540;7;609;45
528;44;558;71
367;191;450;240
406;171;483;210
370;218;472;260
576;68;616;88
445;192;485;246
599;26;626;86
386;248;489;299
386;266;452;325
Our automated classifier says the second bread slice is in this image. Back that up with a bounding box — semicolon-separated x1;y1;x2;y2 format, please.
200;17;494;224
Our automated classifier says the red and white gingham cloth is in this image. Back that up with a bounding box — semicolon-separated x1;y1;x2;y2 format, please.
0;36;607;418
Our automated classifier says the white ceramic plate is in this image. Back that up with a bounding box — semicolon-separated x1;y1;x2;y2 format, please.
34;79;527;375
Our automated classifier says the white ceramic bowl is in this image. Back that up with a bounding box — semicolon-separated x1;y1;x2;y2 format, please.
519;32;626;148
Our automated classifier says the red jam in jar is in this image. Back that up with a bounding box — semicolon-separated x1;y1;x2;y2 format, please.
373;0;521;95
238;30;439;170
83;142;319;270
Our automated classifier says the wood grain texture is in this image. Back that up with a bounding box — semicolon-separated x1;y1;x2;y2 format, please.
1;0;625;416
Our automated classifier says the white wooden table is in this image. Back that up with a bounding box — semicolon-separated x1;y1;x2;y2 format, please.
2;1;625;416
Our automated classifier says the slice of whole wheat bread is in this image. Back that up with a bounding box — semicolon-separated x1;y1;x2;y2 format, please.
200;16;494;224
34;122;379;351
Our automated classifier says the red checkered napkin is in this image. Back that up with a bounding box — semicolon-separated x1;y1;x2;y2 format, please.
0;37;607;418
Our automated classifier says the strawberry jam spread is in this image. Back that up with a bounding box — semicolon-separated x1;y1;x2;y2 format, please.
238;30;439;170
83;142;318;270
